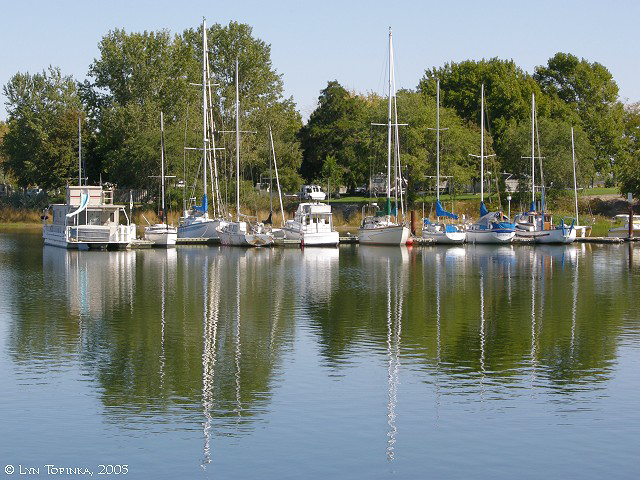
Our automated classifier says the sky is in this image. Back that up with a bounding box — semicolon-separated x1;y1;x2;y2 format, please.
1;0;638;122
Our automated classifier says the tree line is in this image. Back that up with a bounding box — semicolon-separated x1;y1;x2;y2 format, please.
1;21;639;205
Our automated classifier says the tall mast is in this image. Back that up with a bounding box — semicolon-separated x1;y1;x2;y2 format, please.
202;18;208;216
436;79;440;202
160;111;166;223
480;83;484;203
235;58;240;222
531;93;535;208
386;27;393;215
269;125;285;227
571;127;579;224
78;116;82;186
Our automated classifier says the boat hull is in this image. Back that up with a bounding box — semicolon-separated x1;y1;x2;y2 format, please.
219;231;273;247
283;228;339;246
177;219;225;240
422;230;466;244
43;225;134;250
608;227;640;239
467;229;515;244
358;225;410;245
517;228;576;244
145;226;178;246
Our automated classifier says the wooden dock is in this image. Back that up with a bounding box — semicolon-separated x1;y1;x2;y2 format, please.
576;236;624;244
274;238;302;248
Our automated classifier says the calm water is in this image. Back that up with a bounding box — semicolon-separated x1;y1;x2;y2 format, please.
1;231;639;479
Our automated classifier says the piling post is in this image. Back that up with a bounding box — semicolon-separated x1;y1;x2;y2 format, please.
410;210;416;235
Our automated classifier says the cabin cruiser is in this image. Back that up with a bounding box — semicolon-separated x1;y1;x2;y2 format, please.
283;202;339;246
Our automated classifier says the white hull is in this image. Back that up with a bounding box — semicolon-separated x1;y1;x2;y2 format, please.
517;228;576;244
177;218;225;240
145;225;177;246
43;225;134;250
608;227;640;238
358;225;410;245
283;228;339;246
422;230;466;244
466;229;515;244
219;230;273;247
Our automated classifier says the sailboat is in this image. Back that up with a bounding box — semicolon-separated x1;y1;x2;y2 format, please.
177;18;227;240
514;94;576;244
466;84;516;244
218;60;274;247
422;79;466;244
358;27;410;246
570;127;591;238
145;112;178;246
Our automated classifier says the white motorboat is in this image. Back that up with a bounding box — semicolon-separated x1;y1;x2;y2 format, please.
283;202;339;246
300;185;327;202
43;185;136;250
178;18;226;241
358;28;410;246
608;214;640;238
218;58;273;248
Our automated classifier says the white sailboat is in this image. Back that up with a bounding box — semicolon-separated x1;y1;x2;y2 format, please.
145;112;177;246
514;94;576;244
570;127;591;238
218;60;274;247
178;18;227;240
358;27;410;246
466;84;516;244
422;79;466;244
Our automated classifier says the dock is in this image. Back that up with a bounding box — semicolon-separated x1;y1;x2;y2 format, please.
274;238;302;248
576;236;624;244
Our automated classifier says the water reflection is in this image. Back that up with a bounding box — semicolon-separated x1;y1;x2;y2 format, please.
2;234;639;476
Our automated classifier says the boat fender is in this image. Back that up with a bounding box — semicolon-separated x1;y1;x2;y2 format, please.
406;237;414;246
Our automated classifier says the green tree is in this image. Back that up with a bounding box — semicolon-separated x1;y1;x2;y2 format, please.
83;21;302;197
321;154;345;197
497;117;595;196
2;67;83;189
299;81;371;187
534;53;625;174
617;103;640;198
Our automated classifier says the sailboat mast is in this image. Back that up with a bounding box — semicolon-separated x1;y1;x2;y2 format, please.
160;111;166;222
235;58;240;223
436;79;440;202
531;93;535;208
480;83;484;203
269;126;286;227
571;127;579;224
202;19;208;216
78;116;82;186
386;27;393;214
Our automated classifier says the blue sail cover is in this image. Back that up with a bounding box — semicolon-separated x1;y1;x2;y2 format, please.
192;193;208;213
436;200;458;220
480;201;489;217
